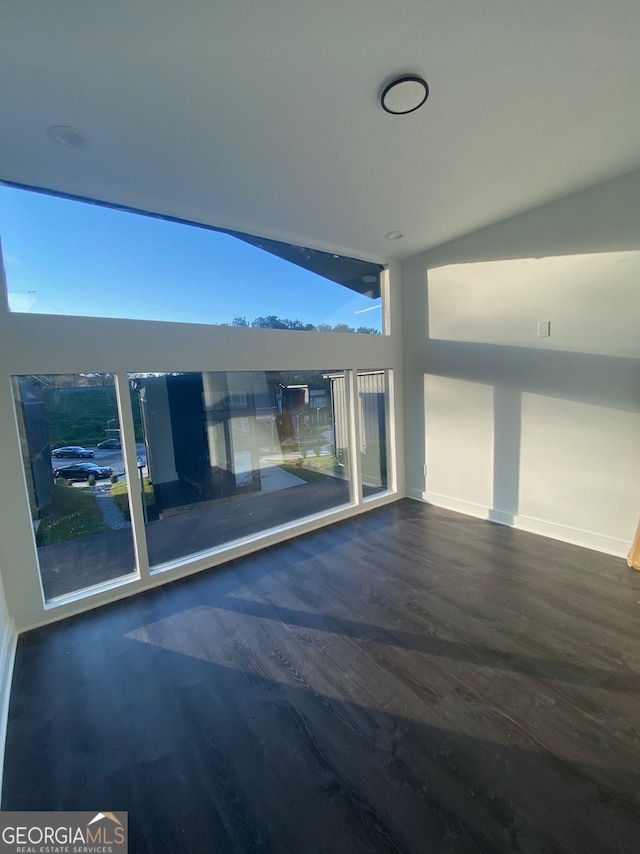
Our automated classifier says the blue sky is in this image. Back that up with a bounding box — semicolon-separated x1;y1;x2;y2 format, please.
0;185;381;330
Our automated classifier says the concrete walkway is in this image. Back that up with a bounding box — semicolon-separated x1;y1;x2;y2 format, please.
91;487;131;530
258;460;307;493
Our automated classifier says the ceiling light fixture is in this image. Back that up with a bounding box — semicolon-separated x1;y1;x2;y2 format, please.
47;125;89;148
380;75;429;115
362;275;378;284
385;231;404;240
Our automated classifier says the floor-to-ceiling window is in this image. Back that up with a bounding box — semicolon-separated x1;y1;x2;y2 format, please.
0;184;398;624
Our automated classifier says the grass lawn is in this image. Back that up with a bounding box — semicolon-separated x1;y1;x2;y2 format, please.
111;476;158;521
293;454;349;480
306;454;345;471
36;484;109;546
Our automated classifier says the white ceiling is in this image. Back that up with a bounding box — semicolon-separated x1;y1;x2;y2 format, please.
1;0;639;263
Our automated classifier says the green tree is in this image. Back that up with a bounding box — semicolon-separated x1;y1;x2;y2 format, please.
229;315;380;334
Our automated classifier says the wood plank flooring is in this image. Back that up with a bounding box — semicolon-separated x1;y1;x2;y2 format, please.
4;499;640;853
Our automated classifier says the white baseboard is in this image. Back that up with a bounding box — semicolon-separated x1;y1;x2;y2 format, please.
406;487;424;501
0;617;17;802
416;490;631;558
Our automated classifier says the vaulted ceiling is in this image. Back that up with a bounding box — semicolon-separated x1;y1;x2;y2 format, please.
1;0;639;262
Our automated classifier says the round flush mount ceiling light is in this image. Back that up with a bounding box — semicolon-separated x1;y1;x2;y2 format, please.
47;125;89;148
385;231;404;240
380;75;429;115
361;274;378;284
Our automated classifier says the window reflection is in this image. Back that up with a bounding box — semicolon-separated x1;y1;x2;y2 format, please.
357;370;389;494
130;370;353;567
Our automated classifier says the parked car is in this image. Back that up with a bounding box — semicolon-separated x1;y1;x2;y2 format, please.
51;446;95;458
97;438;122;450
53;462;113;481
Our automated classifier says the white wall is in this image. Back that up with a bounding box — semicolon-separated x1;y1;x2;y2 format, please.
402;168;640;556
139;378;178;485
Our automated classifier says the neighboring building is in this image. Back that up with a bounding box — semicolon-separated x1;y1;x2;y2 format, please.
327;371;387;485
133;371;333;516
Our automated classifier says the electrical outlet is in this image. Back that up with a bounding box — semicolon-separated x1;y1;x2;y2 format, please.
423;465;428;476
537;320;551;338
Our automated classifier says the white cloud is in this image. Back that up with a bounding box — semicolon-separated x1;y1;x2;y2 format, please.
354;304;381;315
7;291;37;312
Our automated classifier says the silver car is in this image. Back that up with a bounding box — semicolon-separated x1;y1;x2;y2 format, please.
51;446;95;459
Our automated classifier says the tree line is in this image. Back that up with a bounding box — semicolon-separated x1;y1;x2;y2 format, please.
226;316;380;335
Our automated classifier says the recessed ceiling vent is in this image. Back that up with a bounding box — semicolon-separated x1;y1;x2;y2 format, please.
47;125;90;148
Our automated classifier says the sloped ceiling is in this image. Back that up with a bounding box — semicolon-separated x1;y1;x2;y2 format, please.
1;0;639;262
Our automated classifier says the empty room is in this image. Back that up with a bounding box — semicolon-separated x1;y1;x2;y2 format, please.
0;2;639;852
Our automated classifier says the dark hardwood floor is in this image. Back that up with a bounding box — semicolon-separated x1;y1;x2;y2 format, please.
4;499;640;853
